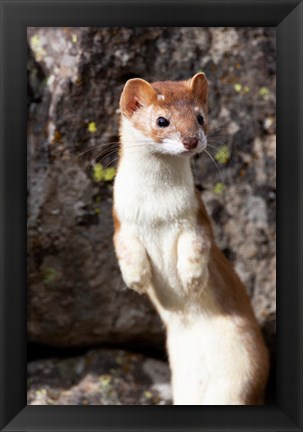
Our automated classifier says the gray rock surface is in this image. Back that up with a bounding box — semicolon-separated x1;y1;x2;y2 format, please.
27;27;276;352
27;349;172;405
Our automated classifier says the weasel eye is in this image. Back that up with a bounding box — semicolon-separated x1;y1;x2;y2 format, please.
197;114;204;126
157;117;170;127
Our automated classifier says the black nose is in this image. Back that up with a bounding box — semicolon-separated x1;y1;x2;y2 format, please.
182;137;198;150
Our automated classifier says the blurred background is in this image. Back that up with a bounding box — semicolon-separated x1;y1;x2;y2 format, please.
27;27;276;405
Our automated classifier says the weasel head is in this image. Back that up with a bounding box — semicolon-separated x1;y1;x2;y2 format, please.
119;73;208;157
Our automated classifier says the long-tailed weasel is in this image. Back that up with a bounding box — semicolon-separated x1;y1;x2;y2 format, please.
113;73;269;405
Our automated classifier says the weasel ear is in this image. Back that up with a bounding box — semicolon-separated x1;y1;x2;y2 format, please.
190;72;208;105
120;78;157;117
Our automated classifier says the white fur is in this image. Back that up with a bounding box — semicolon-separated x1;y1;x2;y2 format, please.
116;119;198;225
167;316;252;405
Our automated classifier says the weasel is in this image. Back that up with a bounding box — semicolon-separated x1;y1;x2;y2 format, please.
113;73;269;405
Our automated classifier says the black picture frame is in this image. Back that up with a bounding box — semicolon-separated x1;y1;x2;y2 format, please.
1;0;302;431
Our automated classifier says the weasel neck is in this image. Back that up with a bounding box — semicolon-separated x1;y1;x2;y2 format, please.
121;146;193;187
115;122;197;225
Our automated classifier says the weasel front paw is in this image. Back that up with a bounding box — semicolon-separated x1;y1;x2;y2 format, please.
120;263;152;295
177;231;210;297
178;259;209;296
114;231;152;295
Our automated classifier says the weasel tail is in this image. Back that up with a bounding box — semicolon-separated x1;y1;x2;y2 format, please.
113;73;269;405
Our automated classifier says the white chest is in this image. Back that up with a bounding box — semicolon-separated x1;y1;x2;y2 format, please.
114;151;196;225
114;150;198;304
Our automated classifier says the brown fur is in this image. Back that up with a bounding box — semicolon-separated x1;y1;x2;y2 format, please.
112;207;120;232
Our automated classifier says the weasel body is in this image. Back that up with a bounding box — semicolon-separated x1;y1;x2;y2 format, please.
113;74;269;405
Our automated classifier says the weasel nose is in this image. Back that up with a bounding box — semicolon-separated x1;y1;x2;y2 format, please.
183;137;198;150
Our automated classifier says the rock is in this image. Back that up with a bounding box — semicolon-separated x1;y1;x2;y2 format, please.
27;27;276;353
27;349;172;405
